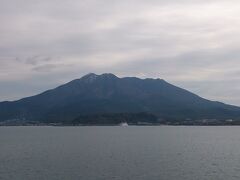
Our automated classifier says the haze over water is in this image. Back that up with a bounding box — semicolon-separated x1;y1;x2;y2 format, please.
1;126;240;180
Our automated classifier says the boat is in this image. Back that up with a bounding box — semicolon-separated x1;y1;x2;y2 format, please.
119;122;129;127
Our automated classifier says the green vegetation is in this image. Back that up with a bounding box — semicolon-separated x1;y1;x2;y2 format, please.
71;112;159;125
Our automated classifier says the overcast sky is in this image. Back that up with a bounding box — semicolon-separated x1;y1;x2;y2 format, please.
1;0;240;105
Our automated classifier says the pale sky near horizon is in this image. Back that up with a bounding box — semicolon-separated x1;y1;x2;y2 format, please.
1;0;240;105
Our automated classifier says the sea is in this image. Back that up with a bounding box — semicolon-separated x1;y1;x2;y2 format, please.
1;126;240;180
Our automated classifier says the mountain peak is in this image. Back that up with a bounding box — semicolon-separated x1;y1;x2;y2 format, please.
81;73;98;83
82;73;97;78
100;73;118;79
81;73;118;83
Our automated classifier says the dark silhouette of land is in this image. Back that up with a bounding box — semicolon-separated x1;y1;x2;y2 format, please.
1;73;240;125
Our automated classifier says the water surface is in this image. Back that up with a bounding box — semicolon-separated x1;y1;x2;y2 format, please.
1;126;240;180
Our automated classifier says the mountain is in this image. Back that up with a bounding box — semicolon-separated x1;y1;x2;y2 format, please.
1;73;240;125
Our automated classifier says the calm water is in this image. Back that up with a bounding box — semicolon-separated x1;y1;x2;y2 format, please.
1;126;240;180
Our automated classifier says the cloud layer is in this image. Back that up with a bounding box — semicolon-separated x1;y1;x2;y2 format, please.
1;0;240;105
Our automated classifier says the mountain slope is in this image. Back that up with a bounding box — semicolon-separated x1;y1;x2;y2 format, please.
1;73;240;123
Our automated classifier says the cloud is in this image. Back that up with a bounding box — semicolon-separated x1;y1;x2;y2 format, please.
1;0;240;105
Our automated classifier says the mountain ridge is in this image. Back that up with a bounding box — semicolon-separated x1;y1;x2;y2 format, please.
1;73;240;125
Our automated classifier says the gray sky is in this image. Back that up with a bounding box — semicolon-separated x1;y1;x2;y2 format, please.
1;0;240;105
